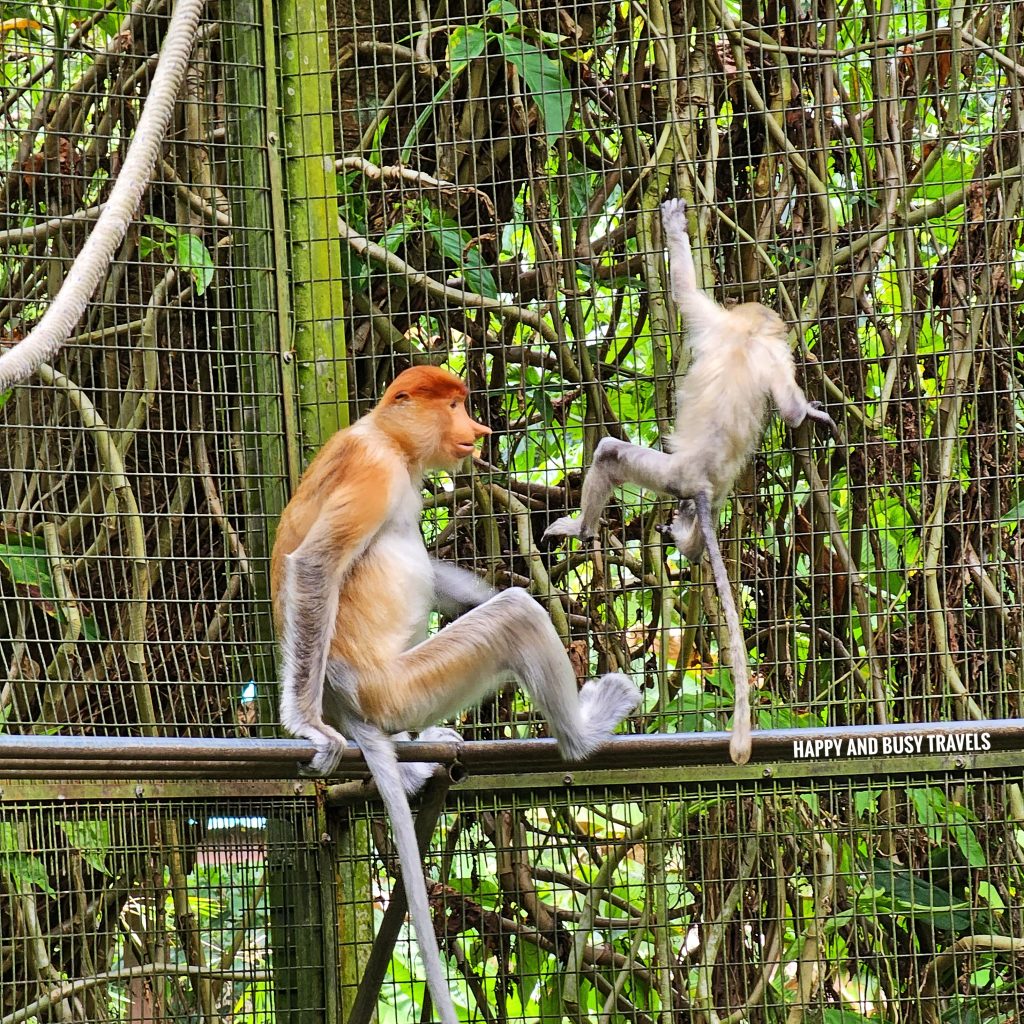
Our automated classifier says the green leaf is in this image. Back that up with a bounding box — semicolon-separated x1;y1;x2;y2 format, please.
497;36;572;140
952;823;987;869
426;224;499;298
58;820;111;876
823;1011;873;1024
0;537;100;641
174;233;215;295
428;223;467;266
448;24;489;73
0;537;51;591
486;0;519;23
0;823;54;894
460;246;499;297
999;497;1024;527
143;213;176;237
869;858;973;933
919;154;972;202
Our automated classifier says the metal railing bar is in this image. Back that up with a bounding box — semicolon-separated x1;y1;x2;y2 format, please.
0;718;1017;777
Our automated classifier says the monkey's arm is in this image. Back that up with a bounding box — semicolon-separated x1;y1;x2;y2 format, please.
430;559;496;617
544;438;679;541
277;477;393;773
770;368;839;438
661;198;722;330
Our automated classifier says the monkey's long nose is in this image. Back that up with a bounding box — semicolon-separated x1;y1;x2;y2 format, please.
472;419;492;438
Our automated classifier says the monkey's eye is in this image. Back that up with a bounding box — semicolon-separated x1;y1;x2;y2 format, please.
449;400;458;409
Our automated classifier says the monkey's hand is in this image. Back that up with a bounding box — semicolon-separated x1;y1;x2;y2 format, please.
660;197;689;239
806;401;841;442
297;729;349;777
542;515;590;543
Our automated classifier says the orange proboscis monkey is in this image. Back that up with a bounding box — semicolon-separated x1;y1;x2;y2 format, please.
271;365;640;1024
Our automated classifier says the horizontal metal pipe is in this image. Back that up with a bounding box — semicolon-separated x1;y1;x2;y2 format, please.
0;719;1017;778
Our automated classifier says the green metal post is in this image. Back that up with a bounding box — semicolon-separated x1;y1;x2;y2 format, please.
221;0;293;732
277;0;349;454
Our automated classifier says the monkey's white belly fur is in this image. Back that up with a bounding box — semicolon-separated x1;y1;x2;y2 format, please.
329;522;434;669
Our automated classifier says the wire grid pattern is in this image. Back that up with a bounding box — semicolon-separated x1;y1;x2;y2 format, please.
0;1;285;733
324;0;1024;739
337;766;1024;1023
0;795;327;1024
0;2;1019;739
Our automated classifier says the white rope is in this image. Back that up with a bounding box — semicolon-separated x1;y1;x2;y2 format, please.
0;0;206;391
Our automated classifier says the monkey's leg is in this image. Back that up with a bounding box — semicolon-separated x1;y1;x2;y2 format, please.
353;588;640;761
695;492;752;765
658;498;705;560
544;438;681;541
430;558;497;617
390;726;463;796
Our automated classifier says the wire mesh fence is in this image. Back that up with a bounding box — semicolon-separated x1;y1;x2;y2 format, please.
3;0;1024;1022
3;767;1022;1024
0;792;328;1024
2;0;1022;735
1;0;286;733
323;0;1024;737
338;765;1024;1023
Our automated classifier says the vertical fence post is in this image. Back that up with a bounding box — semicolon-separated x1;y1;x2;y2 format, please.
277;0;349;455
266;1;372;1017
220;0;293;731
267;813;330;1024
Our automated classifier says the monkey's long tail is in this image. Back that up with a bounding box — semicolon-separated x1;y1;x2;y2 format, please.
695;492;752;765
350;722;459;1024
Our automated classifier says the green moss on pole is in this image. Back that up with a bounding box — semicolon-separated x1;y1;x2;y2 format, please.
278;0;349;453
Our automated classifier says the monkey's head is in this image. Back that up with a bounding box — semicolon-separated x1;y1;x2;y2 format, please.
378;366;491;469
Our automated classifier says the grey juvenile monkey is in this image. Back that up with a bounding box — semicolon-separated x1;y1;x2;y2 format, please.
545;198;838;765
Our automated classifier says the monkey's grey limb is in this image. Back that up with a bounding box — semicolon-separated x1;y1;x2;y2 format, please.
278;553;349;773
661;198;721;327
355;589;638;759
658;498;706;560
695;492;752;765
430;559;496;617
544;438;679;541
805;400;841;439
392;726;462;795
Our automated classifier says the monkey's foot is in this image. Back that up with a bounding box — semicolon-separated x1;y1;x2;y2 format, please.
660;197;689;238
299;731;349;777
806;401;841;441
565;673;642;760
658;500;705;560
396;726;462;796
542;515;588;542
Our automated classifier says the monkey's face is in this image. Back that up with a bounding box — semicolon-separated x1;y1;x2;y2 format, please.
432;397;491;468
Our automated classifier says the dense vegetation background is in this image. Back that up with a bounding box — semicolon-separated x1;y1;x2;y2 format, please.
2;0;1024;1021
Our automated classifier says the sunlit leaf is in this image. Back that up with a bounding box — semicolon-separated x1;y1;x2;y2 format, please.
174;233;216;295
497;36;572;140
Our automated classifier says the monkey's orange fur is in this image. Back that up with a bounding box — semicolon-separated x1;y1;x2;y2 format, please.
270;365;489;690
270;366;640;1024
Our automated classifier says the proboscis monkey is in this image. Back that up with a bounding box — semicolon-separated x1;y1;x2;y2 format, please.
544;199;838;765
271;365;640;1024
